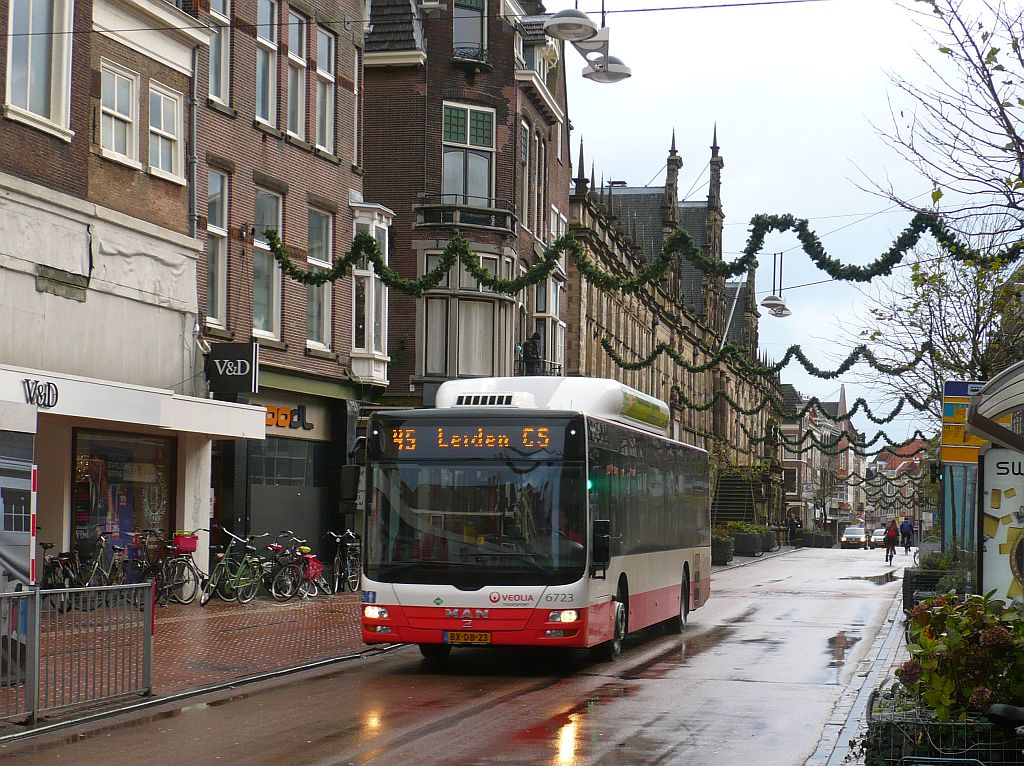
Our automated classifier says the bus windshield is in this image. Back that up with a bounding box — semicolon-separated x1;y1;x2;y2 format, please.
365;460;586;587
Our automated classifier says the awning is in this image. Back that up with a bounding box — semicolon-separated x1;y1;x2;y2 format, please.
967;360;1024;453
0;363;265;440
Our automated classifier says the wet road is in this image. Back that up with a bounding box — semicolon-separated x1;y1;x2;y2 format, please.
2;547;906;766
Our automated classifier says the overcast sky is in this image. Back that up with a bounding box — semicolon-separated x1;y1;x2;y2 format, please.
552;0;943;443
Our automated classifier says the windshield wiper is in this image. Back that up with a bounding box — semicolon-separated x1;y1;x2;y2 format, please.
374;560;480;575
451;550;555;576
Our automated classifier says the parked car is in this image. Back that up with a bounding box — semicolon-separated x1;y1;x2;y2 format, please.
840;526;869;549
869;528;887;549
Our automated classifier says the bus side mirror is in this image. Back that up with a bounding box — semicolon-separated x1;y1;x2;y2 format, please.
340;464;361;502
591;519;610;579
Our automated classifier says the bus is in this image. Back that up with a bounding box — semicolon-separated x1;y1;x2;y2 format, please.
352;376;711;660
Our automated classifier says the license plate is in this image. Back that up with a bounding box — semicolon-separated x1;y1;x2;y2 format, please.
443;631;491;645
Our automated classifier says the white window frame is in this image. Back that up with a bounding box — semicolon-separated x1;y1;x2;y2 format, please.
208;0;231;104
255;0;277;126
148;81;185;183
452;0;486;55
306;207;332;349
4;0;74;140
352;213;389;356
286;10;306;139
99;59;140;168
206;170;228;327
533;277;563;370
315;26;335;153
253;188;282;338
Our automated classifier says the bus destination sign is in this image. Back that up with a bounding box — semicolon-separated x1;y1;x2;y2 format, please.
370;416;582;460
392;425;550;452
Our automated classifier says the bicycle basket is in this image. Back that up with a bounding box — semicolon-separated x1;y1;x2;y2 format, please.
74;537;98;560
304;556;324;580
173;532;198;553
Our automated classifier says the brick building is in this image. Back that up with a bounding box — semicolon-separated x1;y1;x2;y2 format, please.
0;0;263;584
362;0;573;406
194;0;392;548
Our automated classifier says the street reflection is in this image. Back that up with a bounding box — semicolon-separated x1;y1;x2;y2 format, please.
364;709;383;734
554;714;578;766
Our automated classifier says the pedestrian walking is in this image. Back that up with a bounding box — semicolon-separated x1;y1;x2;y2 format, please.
522;332;542;375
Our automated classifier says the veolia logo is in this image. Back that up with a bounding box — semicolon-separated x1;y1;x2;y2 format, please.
489;592;501;603
212;358;251;376
22;379;59;409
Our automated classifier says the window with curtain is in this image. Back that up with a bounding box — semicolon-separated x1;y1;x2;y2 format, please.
253;188;282;336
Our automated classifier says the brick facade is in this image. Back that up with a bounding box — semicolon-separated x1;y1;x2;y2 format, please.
363;0;572;405
195;0;368;382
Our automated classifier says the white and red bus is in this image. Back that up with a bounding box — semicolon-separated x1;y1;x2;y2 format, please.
355;376;711;660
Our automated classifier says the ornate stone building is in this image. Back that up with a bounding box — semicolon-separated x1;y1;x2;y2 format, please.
563;133;785;526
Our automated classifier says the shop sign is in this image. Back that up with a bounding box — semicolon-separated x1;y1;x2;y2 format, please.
980;447;1024;602
22;379;59;409
252;393;332;441
206;343;259;394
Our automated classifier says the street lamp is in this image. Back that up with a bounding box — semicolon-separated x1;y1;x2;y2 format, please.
760;252;791;317
544;3;631;84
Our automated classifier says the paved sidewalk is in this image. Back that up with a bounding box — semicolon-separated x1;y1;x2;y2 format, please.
152;592;382;694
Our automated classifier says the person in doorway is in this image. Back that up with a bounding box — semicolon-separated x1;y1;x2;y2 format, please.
900;517;914;555
883;520;900;565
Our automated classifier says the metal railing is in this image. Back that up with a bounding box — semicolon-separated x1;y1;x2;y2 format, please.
0;583;152;726
514;359;563;376
414;195;516;234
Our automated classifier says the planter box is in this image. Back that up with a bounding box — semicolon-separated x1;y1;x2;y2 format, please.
762;530;777;552
902;568;949;613
711;538;734;565
865;687;1024;764
732;532;763;557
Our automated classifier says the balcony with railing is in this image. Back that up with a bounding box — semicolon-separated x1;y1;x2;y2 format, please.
514;358;563;376
452;45;492;72
414;194;516;235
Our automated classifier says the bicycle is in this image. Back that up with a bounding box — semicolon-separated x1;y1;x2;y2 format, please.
329;529;361;593
270;539;327;601
36;540;74;612
80;533;129;587
199;526;266;606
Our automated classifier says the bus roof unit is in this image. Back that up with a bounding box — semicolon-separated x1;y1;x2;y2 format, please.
434;377;670;435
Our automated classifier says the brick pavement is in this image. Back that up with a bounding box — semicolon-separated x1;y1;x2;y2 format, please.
152;592;380;694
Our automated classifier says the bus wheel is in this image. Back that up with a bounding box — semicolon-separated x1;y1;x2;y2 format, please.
419;644;452;661
595;600;626;662
665;574;689;634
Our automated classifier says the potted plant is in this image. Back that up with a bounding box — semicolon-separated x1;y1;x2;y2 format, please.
725;521;763;557
902;550;961;614
860;593;1024;763
761;527;777;553
711;531;734;565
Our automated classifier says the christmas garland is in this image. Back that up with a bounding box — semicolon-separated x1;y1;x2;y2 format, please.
265;226;679;297
670;387;931;424
605;337;931;379
685;212;1024;281
737;420;929;457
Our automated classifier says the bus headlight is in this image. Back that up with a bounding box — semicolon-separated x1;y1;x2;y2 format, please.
549;610;579;623
364;606;389;619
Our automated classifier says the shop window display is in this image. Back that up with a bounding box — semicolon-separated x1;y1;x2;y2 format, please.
73;430;175;554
